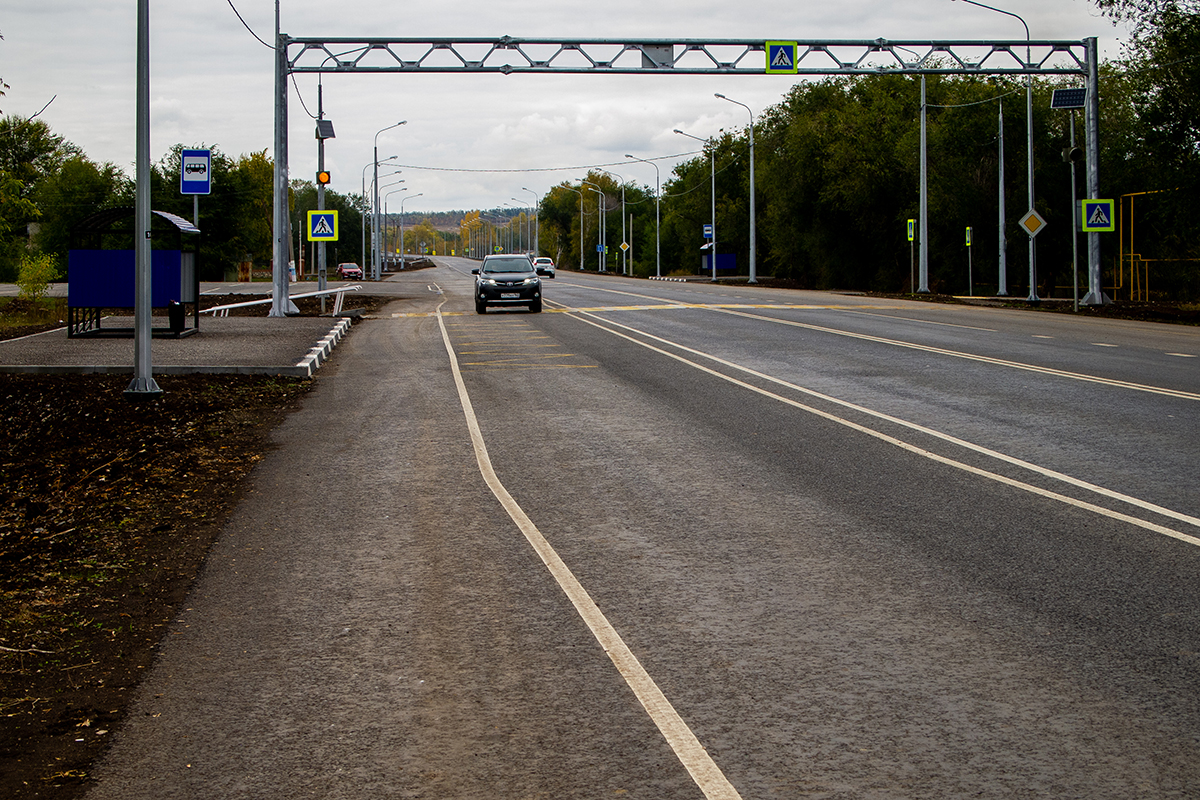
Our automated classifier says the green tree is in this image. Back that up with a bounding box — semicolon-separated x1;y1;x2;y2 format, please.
31;156;133;263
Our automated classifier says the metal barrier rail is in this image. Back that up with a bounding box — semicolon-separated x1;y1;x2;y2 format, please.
202;285;362;317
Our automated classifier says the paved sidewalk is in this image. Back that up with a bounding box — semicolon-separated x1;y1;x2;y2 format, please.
0;315;352;377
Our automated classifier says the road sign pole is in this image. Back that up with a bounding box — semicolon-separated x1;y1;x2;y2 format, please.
317;85;327;311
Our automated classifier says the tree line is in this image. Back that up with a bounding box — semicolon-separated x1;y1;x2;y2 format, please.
537;0;1199;300
2;0;1195;298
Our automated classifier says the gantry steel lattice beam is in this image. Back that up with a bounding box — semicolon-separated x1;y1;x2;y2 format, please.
272;36;1104;312
284;36;1091;76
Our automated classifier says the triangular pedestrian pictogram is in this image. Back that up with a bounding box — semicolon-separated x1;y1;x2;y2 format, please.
313;216;333;235
1087;205;1110;227
771;47;793;68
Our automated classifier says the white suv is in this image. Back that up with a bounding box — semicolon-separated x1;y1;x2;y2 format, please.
533;257;556;279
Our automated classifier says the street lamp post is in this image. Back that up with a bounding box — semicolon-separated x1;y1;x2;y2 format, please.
560;185;584;271
624;154;660;277
509;201;531;253
363;155;396;273
521;187;540;256
954;0;1034;299
582;180;604;271
715;93;756;283
599;169;627;274
373;121;406;280
399;192;423;267
384;187;407;265
675;129;717;281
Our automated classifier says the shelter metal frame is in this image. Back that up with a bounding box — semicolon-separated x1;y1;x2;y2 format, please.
272;36;1103;311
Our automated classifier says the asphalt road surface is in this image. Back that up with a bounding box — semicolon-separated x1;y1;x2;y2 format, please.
87;259;1200;799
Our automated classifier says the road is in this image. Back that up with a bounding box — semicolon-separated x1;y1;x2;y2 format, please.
88;259;1200;799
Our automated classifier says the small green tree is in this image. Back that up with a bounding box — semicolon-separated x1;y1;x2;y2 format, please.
16;252;59;303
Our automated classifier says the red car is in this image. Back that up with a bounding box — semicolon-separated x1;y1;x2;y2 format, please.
337;263;363;280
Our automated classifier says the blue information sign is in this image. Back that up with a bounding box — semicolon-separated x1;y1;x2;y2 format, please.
180;149;211;195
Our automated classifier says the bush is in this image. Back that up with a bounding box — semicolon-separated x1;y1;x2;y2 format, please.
16;253;59;303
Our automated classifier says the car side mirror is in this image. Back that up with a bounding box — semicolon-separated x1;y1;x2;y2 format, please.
471;268;479;275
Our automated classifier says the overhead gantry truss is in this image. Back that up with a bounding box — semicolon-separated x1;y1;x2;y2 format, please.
271;36;1103;314
284;36;1091;77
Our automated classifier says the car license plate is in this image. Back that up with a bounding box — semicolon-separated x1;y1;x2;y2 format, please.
501;293;519;299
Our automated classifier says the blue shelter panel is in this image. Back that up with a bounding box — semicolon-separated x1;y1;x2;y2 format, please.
702;253;738;272
69;250;183;308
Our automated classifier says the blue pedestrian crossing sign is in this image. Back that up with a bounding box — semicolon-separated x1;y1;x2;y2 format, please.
306;210;339;241
1081;199;1115;232
766;42;798;74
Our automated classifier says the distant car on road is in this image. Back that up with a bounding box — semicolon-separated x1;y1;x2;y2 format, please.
337;263;363;280
533;257;556;279
473;254;542;314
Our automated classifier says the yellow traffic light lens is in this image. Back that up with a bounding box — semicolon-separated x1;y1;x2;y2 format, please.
316;171;331;184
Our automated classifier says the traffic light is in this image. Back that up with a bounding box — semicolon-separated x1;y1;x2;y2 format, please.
316;170;331;185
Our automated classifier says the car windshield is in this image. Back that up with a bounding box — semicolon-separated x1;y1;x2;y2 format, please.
483;257;534;274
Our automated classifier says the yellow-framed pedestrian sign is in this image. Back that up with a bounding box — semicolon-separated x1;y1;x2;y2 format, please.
1081;199;1115;232
965;226;972;246
907;219;915;242
307;210;338;241
766;42;798;74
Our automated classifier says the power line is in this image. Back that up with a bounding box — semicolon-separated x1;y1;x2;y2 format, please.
225;0;272;49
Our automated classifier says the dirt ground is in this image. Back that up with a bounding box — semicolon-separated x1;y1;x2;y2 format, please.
0;285;1195;799
0;293;392;800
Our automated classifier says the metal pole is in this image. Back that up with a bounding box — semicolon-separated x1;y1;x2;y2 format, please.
521;188;539;256
675;129;717;280
998;98;1008;295
317;85;327;310
373;121;406;280
1082;37;1108;305
583;180;602;270
126;0;160;399
1070;109;1079;311
270;1;292;317
625;155;660;277
1026;62;1038;302
919;75;930;292
715;94;756;282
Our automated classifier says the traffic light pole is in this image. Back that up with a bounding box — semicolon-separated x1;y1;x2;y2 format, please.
317;85;328;308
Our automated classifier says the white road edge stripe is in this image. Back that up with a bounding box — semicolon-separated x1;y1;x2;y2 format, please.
559;306;1200;548
435;304;743;800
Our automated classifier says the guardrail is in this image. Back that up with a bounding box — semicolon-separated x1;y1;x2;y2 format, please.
202;285;362;317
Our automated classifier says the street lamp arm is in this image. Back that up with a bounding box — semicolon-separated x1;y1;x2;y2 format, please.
952;0;1029;39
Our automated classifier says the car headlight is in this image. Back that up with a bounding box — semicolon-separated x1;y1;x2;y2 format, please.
481;278;497;286
523;276;539;285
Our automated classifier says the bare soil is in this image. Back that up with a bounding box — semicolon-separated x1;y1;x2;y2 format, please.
0;293;392;800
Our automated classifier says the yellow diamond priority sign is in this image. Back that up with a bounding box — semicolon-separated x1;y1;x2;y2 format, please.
1018;209;1047;238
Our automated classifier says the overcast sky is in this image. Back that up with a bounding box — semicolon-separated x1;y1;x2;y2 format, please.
3;1;1126;214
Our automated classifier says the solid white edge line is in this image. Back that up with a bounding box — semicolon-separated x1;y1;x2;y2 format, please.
551;281;1200;402
435;303;743;800
558;307;1200;549
547;301;1200;533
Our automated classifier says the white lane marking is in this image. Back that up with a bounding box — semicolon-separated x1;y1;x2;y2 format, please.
551;303;1200;544
435;303;743;800
838;309;998;332
554;282;1199;401
711;307;1200;402
1167;353;1197;358
1033;335;1055;339
1092;342;1119;348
